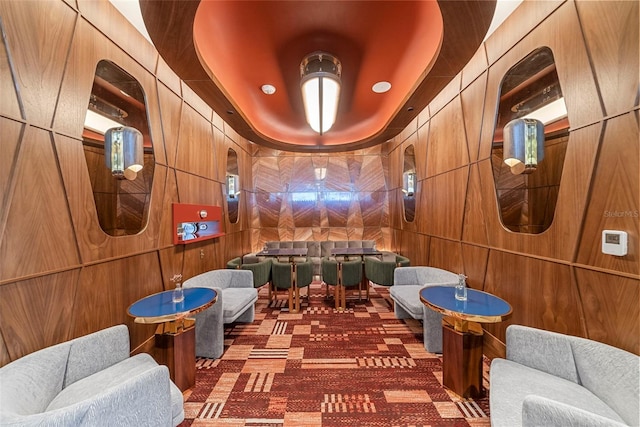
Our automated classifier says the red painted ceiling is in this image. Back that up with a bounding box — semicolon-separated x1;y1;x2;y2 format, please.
140;0;496;152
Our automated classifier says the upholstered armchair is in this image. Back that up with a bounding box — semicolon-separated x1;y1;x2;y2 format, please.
391;266;459;353
0;325;184;426
183;269;258;359
271;259;313;313
322;257;363;309
364;253;410;287
227;256;272;289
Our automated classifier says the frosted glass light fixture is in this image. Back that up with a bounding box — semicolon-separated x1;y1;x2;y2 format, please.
402;172;416;196
503;118;545;175
300;52;341;134
226;174;240;198
105;126;143;180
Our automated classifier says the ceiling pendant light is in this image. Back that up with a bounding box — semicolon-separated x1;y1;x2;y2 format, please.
503;118;545;175
300;52;341;134
105;126;144;180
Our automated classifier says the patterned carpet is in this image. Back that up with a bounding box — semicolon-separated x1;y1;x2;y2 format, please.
180;282;491;426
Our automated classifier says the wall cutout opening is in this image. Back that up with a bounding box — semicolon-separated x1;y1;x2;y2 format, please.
402;145;416;222
491;47;569;234
226;148;240;224
82;60;154;236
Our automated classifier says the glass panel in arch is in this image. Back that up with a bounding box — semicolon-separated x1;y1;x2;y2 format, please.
402;145;416;222
226;148;239;224
491;47;569;234
82;60;154;236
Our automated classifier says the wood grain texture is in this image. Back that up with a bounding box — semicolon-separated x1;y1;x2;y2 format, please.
175;104;216;180
460;71;487;164
0;127;80;281
0;270;78;361
0;119;23;228
575;268;639;355
0;26;22;120
576;113;639;275
461;244;489;291
426;97;470;177
483;250;584;344
462;163;489;246
428;238;464;275
72;253;162;350
157;81;183;168
0;0;75;128
575;0;639;117
422;167;469;240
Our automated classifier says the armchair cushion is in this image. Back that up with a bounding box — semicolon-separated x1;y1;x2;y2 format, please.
490;325;639;427
0;325;183;427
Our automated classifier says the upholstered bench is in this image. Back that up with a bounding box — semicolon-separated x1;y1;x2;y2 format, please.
183;269;258;359
390;266;459;353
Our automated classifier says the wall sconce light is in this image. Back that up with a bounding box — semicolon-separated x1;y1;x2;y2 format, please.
503;118;545;175
226;174;240;198
402;172;416;196
314;167;327;181
105;126;143;180
300;52;341;134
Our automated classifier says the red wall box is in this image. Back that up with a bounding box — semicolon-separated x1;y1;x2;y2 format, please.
172;203;224;245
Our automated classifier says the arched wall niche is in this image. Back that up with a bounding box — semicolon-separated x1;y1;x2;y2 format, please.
491;47;569;234
82;59;155;236
226;147;240;224
402;144;416;222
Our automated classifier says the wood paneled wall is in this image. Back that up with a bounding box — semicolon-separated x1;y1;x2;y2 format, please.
388;0;639;356
0;0;253;365
0;0;637;368
249;146;391;249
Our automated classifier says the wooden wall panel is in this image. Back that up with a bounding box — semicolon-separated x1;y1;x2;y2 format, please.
462;163;489;246
423;167;469;240
575;268;639;355
576;0;639;116
461;244;489;290
483;251;584;343
72;253;162;350
0;29;21;120
175;104;216;179
0;0;75;128
426;98;469;177
0;119;23;222
460;71;487;164
0;127;80;281
157;82;183;168
0;0;255;365
0;270;78;360
460;43;488;91
576;113;639;275
427;238;464;274
78;0;157;74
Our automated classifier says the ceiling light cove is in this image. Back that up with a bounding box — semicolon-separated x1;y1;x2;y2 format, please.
141;0;497;151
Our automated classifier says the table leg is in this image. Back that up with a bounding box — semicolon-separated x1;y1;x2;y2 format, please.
441;317;484;398
154;322;196;392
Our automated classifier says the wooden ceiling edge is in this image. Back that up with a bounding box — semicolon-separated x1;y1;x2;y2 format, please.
141;0;495;153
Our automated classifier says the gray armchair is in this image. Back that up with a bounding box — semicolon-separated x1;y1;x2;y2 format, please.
183;269;258;359
490;325;639;427
0;325;184;426
391;266;459;353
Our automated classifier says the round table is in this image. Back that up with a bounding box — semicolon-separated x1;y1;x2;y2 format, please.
420;286;512;398
127;287;217;391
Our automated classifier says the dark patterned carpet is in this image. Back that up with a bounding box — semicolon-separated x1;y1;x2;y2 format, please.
181;283;491;426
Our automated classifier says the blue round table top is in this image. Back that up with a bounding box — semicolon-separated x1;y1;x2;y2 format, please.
420;286;512;323
127;287;217;323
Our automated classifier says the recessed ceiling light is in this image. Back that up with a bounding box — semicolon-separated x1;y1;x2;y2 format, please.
261;84;276;95
372;81;391;93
